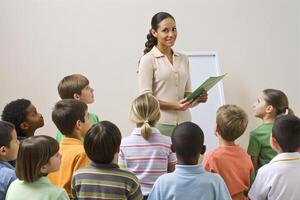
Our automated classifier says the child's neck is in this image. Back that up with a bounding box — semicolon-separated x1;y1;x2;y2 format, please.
22;129;35;138
66;131;82;140
176;155;200;165
219;137;236;147
262;114;275;124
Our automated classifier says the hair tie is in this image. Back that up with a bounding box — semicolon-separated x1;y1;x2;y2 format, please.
144;120;149;124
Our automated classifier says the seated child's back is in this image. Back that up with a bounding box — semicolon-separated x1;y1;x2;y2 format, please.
72;121;143;200
203;105;253;200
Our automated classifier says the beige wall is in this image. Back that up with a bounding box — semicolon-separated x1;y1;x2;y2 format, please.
0;0;299;149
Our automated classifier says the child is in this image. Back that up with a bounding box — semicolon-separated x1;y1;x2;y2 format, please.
0;121;19;199
249;115;300;199
48;99;91;197
247;89;293;173
1;99;44;140
203;105;254;200
119;93;177;198
148;122;231;200
56;74;99;143
5;135;69;200
72;121;143;200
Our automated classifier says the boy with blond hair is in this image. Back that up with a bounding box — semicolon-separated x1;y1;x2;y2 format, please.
56;74;99;142
48;99;92;197
203;104;253;200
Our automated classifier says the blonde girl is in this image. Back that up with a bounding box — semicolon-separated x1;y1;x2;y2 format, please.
119;93;176;199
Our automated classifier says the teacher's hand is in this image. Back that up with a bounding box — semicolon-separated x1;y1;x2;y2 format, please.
176;99;193;111
195;91;208;103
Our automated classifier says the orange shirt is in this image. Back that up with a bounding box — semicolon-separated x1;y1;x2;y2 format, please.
203;146;253;200
48;137;90;197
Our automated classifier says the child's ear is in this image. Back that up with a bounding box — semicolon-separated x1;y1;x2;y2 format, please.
40;164;48;174
266;105;274;114
171;144;175;153
0;146;7;156
200;145;206;155
75;120;82;130
215;124;221;136
270;136;280;151
20;122;29;130
73;93;81;100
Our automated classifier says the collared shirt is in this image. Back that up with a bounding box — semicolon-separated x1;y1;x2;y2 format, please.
6;177;69;200
203;145;253;200
138;46;192;125
48;137;90;198
0;161;15;199
249;152;300;200
119;127;176;195
148;164;231;200
72;162;143;200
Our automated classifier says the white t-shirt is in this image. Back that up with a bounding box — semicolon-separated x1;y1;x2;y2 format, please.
249;152;300;200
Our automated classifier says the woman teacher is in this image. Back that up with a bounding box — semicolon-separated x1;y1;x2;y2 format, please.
138;12;208;136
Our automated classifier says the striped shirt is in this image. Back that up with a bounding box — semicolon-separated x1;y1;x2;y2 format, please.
119;128;177;195
71;163;143;200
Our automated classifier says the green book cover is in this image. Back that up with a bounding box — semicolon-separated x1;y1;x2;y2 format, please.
186;74;227;101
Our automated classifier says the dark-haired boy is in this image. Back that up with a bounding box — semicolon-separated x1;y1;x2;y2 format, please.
72;121;143;200
56;74;100;143
203;105;253;200
249;115;300;199
148;122;231;200
1;99;44;140
48;99;92;198
0;121;19;199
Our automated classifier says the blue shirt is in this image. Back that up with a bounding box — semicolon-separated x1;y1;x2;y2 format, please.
0;161;16;200
148;164;231;200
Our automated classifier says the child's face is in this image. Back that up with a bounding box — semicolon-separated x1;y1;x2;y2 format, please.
80;111;92;136
6;129;19;161
23;104;44;135
252;92;268;118
79;85;94;104
45;152;62;173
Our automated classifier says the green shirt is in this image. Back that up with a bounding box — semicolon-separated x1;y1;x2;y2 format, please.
247;123;277;170
56;112;100;143
6;177;69;200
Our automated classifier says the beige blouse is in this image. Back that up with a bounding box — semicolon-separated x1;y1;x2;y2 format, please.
138;46;192;125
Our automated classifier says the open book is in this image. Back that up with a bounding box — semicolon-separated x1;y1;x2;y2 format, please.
185;74;227;101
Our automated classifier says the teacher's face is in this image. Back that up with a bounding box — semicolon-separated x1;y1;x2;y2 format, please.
151;17;177;48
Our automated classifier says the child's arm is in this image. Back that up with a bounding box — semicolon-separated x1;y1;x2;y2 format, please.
251;156;259;172
167;162;175;172
167;150;177;172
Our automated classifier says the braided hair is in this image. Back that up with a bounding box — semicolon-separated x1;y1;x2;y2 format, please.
144;12;175;55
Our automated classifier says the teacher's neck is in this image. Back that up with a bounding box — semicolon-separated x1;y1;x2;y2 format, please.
156;44;173;56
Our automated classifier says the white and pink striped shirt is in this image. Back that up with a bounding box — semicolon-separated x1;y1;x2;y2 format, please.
119;127;177;195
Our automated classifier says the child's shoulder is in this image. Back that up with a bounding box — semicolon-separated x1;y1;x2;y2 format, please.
251;123;273;135
88;112;100;124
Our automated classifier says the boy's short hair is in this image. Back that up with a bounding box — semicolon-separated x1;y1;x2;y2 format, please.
272;115;300;152
84;121;121;164
1;99;31;136
171;122;204;159
216;104;248;141
0;121;15;148
58;74;89;99
16;135;59;182
52;99;87;135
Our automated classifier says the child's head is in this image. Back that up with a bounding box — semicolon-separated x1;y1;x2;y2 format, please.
216;104;248;142
253;89;293;119
58;74;94;104
270;115;300;153
52;99;91;137
0;121;19;162
171;122;205;164
84;121;122;164
16;135;61;182
130;93;160;140
1;99;44;138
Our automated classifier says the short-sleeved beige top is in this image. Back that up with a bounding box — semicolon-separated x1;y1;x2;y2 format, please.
138;46;192;125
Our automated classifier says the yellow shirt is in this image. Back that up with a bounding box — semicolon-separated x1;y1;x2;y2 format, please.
48;137;90;197
138;46;192;125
